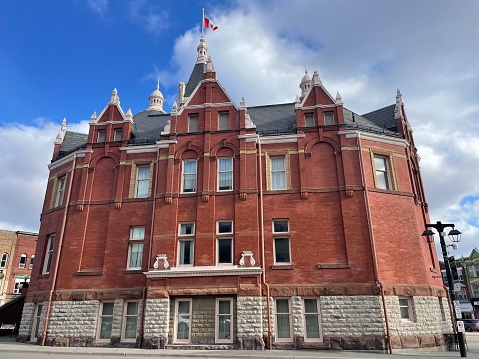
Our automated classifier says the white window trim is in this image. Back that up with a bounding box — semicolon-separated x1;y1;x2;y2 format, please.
178;222;195;236
181;160;198;193
127;227;144;270
30;303;43;342
19;253;27;268
302;298;322;342
121;301;140;342
29;255;35;269
270;156;287;190
275;298;293;342
177;240;195;267
96;302;115;342
273;237;292;265
174;299;192;343
1;253;8;268
217;220;233;235
398;296;414;321
135;165;150;198
42;234;55;275
373;155;392;190
272;220;289;234
215;298;233;343
55;176;66;207
217;157;233;192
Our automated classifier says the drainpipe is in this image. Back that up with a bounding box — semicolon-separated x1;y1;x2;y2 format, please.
356;133;392;354
257;136;272;350
140;145;160;348
41;154;77;346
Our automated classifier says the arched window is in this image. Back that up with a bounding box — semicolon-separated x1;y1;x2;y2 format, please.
0;253;7;268
29;255;35;269
19;253;27;268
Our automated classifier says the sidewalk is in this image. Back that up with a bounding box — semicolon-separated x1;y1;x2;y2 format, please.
0;335;475;359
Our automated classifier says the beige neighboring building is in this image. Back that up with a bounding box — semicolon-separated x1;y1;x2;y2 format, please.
0;230;38;306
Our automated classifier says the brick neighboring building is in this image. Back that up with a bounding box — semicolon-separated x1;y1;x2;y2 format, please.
0;230;38;306
19;37;451;351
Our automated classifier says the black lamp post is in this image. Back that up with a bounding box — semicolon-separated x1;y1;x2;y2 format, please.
422;221;466;357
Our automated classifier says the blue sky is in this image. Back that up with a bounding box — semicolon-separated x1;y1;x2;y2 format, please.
1;0;478;258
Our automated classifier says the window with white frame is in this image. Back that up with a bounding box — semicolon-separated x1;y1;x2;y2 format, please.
55;176;66;207
374;155;391;190
217;157;233;191
304;113;314;127
271;157;286;190
398;297;413;321
178;223;195;266
182;160;197;193
174;299;192;343
31;303;43;341
42;234;55;274
29;255;35;269
19;253;27;268
216;298;233;343
97;129;106;142
97;302;114;341
122;301;139;341
188;114;199;133
303;298;321;341
324;112;335;125
217;221;233;265
114;128;123;141
135;165;150;198
127;227;144;270
273;220;291;264
275;298;292;341
13;278;25;294
0;253;7;268
218;111;229;131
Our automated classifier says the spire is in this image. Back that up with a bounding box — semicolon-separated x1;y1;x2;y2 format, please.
312;69;322;86
336;91;343;105
109;88;120;105
148;78;166;113
196;36;208;64
54;118;67;144
206;55;215;72
395;88;404;119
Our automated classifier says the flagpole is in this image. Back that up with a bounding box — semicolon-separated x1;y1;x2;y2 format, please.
202;8;205;37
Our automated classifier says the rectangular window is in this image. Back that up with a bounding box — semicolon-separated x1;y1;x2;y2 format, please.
274;238;291;264
31;303;43;341
98;302;114;341
135;166;150;198
19;253;27;268
216;299;233;343
399;297;413;321
182;160;197;193
217;239;233;265
469;266;475;277
304;113;314;127
273;220;289;233
175;299;192;343
303;298;321;341
97;130;106;142
13;278;24;294
127;227;144;270
55;176;66;207
217;221;233;234
188;114;199;133
275;298;292;341
271;157;286;190
0;253;7;268
374;156;391;190
29;255;35;269
114;128;123;141
178;223;195;266
122;301;139;341
218;111;229;130
324;112;335;125
218;157;233;191
42;234;55;274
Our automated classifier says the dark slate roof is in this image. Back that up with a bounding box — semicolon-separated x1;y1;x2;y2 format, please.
184;63;205;98
59;131;88;153
344;107;400;137
362;104;397;132
131;110;171;145
248;103;297;135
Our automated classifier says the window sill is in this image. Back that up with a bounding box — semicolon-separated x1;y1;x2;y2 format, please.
271;264;295;270
76;270;103;276
124;269;143;274
317;263;350;269
38;274;50;279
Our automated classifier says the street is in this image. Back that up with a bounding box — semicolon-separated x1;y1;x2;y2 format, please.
0;333;478;359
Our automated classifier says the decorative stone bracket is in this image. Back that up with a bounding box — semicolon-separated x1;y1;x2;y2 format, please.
153;254;169;270
239;251;256;267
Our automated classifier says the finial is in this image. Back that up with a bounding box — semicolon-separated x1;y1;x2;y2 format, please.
126;108;132;117
172;101;178;113
54;118;67;144
157;77;160;90
90;112;97;122
110;88;120;105
206;55;215;72
312;68;322;86
240;97;246;107
336;91;343;105
395;88;404;119
295;95;300;103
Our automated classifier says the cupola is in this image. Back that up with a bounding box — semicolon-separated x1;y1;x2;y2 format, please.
148;78;166;113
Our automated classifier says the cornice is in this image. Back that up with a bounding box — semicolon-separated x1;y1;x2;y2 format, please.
145;265;263;278
48;150;91;171
338;130;409;147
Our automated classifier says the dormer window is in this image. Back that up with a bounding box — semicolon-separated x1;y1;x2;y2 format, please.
304;113;314;127
114;129;123;141
324;112;334;125
218;111;229;131
188;114;199;133
97;130;106;143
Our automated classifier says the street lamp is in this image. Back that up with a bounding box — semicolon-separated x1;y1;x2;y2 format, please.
422;221;466;357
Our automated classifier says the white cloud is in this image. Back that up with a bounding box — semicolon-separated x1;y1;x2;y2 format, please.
86;0;108;16
129;0;169;36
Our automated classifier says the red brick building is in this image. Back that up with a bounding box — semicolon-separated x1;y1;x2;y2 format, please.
0;230;37;306
19;37;452;351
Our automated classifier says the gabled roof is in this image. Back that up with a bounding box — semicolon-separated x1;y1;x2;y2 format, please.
184;63;205;98
362;104;397;132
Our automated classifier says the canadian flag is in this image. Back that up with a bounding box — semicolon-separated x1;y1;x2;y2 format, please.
204;17;218;31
